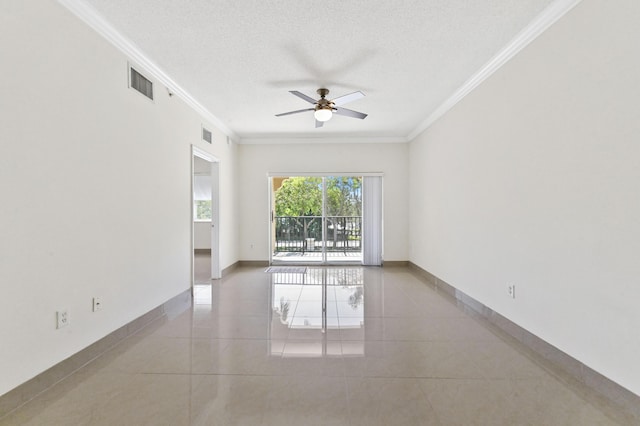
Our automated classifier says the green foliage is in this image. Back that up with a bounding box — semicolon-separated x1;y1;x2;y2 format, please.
195;200;212;220
326;177;362;217
274;177;362;217
275;177;322;216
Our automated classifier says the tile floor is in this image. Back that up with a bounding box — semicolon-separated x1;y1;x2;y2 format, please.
0;258;626;425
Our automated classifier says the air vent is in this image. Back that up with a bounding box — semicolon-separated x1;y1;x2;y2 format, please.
202;127;212;144
129;67;153;100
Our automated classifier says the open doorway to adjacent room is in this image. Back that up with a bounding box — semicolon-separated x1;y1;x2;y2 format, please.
192;146;220;289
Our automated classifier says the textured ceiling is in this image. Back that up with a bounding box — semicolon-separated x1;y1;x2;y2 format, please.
80;0;555;141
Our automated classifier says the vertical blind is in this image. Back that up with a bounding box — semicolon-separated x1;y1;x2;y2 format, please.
362;176;383;266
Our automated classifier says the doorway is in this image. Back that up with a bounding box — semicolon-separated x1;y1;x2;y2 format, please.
270;176;363;265
192;146;220;288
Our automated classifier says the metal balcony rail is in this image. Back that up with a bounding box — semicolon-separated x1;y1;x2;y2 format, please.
275;216;362;253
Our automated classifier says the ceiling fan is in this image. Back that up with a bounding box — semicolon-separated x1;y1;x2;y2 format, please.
275;88;368;128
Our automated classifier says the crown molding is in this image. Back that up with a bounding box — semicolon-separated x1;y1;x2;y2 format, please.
238;136;408;145
407;0;583;142
57;0;238;142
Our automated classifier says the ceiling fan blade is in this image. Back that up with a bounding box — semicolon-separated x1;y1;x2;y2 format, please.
275;108;314;117
315;119;324;128
332;91;365;106
334;107;368;119
289;90;317;104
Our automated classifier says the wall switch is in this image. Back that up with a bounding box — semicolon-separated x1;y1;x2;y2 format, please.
507;285;516;299
57;310;69;329
92;297;102;312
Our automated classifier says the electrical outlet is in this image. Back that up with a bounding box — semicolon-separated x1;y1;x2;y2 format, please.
56;310;69;329
92;297;102;312
507;285;516;299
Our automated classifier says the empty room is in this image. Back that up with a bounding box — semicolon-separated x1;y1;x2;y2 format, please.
1;0;639;424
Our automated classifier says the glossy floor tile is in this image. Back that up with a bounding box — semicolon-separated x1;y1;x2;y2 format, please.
0;261;626;425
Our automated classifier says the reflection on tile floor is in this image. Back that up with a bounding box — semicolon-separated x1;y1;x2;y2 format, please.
0;263;627;425
194;251;212;285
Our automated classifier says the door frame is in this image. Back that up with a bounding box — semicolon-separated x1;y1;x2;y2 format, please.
192;145;221;284
268;172;381;265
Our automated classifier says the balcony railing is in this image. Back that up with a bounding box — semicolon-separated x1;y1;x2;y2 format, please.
275;216;361;253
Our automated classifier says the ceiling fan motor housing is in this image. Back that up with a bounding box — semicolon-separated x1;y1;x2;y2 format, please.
316;88;334;111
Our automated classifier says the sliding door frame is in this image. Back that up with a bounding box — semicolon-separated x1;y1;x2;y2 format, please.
267;172;383;265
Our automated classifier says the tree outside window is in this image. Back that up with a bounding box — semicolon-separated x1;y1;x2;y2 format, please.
195;200;212;220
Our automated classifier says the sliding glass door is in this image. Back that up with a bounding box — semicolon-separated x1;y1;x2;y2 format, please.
324;177;362;262
271;176;362;264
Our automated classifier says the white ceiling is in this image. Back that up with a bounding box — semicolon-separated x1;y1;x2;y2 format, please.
76;0;558;142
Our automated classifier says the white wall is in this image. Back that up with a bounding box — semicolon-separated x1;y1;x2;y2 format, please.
194;222;212;250
0;0;238;395
194;156;212;175
238;143;409;261
409;0;640;395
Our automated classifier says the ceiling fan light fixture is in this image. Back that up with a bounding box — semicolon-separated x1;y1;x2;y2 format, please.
314;108;333;122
